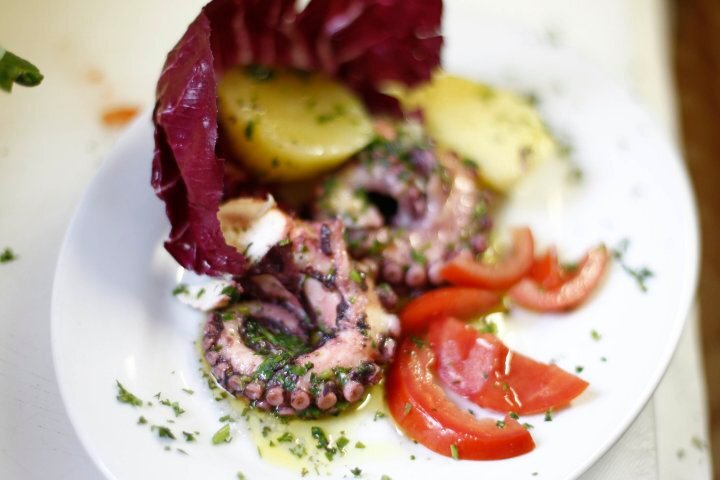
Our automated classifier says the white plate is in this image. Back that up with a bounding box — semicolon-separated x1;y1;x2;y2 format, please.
51;10;698;480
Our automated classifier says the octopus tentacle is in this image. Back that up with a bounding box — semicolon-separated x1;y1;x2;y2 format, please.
202;212;399;417
313;120;493;296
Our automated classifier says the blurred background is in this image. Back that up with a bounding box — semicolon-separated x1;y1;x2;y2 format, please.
0;0;717;478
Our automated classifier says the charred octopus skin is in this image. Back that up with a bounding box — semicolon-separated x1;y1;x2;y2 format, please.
314;121;493;293
203;213;399;417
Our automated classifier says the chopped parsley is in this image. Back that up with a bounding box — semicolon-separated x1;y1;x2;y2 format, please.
243;64;274;82
354;441;366;449
137;416;148;425
373;411;386;421
277;432;294;443
289;443;307;459
496;420;506;429
0;48;43;92
219;414;236;423
575;366;584;373
612;239;654;292
509;412;519;420
410;248;427;265
350;467;362;477
544;409;553;422
591;329;602;341
212;424;232;445
116;381;143;406
172;284;189;296
244;120;255;140
349;269;364;284
311;426;337;460
182;431;196;442
159;397;185;417
151;425;176;440
523;422;534;430
336;435;350;452
301;467;309;477
0;247;18;264
691;436;706;450
450;444;459;460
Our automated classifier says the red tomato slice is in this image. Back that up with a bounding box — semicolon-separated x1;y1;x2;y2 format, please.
509;245;609;312
530;247;567;290
441;227;535;290
386;337;535;460
429;317;589;415
400;287;502;334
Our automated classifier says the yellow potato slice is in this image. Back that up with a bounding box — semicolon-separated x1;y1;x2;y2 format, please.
400;73;557;192
217;66;373;182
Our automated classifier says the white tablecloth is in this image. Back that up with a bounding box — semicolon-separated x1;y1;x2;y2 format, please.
0;0;712;478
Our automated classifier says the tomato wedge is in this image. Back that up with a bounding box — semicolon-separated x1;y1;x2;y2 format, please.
429;317;588;415
400;287;502;334
386;337;535;460
441;227;535;290
529;247;567;290
509;245;609;312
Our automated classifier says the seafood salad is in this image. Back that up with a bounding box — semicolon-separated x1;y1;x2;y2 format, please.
152;0;608;463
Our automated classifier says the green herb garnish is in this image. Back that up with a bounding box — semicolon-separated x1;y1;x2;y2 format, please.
183;431;196;442
0;48;43;92
544;409;553;422
243;64;274;82
277;432;294;443
212;424;232;445
496;420;506;429
151;425;176;440
350;467;362;477
612;239;654;292
172;284;189;296
116;381;143;406
0;247;18;264
450;444;459;460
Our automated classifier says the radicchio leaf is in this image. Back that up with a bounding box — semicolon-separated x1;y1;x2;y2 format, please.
152;0;443;277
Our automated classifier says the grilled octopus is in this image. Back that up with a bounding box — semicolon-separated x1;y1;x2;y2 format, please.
313;120;492;301
197;206;399;417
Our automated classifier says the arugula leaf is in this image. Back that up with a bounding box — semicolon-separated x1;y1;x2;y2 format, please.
0;47;43;92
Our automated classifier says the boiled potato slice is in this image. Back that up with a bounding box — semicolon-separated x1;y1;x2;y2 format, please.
400;73;557;192
217;67;373;182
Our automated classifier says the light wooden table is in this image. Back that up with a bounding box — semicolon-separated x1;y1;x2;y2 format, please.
0;0;712;478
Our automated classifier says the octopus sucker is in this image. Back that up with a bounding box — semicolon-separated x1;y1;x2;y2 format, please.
201;204;399;417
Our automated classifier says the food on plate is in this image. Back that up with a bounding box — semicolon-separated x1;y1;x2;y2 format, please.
397;73;558;192
429;317;589;415
313;119;493;292
399;286;501;334
386;335;535;460
217;68;373;181
509;245;610;311
441;226;535;290
150;0;608;464
201;215;399;416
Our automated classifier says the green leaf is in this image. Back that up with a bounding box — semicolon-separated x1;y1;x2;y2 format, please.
0;48;43;92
